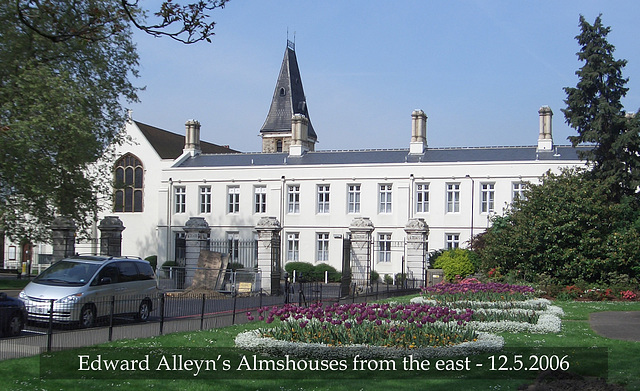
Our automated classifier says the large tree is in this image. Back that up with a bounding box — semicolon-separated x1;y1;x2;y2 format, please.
0;1;228;242
562;15;640;200
15;0;228;44
475;168;640;285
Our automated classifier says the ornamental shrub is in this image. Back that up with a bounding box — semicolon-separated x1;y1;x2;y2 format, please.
432;249;476;282
144;255;157;269
395;273;407;286
284;262;315;281
312;263;341;282
475;168;640;285
284;262;341;282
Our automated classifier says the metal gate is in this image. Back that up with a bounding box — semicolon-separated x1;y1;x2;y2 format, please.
341;237;427;293
209;238;258;268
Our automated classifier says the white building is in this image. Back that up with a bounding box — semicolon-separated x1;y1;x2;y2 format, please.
147;43;586;280
2;42;587;282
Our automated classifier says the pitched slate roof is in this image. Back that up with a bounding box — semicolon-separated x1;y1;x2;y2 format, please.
259;43;317;140
135;121;238;159
177;145;590;168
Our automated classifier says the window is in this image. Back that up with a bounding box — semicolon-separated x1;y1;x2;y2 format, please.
316;233;329;262
117;261;138;283
114;153;143;212
228;186;240;213
200;186;211;213
287;233;299;261
348;184;361;214
379;184;392;213
317;185;330;213
288;185;300;213
137;262;155;280
174;186;186;214
446;183;460;213
95;264;119;285
276;140;283;152
378;233;392;263
446;233;460;250
481;183;495;213
254;186;267;213
227;232;239;262
416;183;429;213
512;182;526;201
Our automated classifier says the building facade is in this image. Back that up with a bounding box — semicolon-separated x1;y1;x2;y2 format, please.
2;42;587;285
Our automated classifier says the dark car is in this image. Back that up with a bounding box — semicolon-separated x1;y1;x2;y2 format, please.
0;292;26;337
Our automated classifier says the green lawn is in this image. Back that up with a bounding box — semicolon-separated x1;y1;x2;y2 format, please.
1;300;639;391
0;278;30;290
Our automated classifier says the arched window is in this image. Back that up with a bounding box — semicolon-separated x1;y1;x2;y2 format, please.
114;153;144;212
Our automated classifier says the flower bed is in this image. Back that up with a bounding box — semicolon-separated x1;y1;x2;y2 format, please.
559;285;639;301
410;297;563;333
234;329;503;360
237;302;504;358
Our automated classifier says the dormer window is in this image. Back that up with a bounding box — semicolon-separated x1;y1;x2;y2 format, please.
279;87;286;97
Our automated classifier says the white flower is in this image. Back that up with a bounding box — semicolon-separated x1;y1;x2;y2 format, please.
409;297;563;333
234;330;504;360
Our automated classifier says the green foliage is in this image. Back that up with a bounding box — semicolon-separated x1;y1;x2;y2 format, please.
370;270;380;283
14;0;228;44
477;168;640;285
427;249;446;268
0;1;228;242
431;249;476;282
284;262;341;282
383;274;394;285
312;263;341;282
284;262;315;279
394;273;406;286
144;255;157;270
161;261;178;269
562;15;640;200
0;1;139;241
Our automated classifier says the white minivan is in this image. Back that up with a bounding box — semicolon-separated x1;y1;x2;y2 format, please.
19;255;159;327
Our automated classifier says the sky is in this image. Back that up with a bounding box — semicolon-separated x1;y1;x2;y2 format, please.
128;0;640;153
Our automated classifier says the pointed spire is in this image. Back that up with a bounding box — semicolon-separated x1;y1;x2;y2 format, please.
260;43;316;153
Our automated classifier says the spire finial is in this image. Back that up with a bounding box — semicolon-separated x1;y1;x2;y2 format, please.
286;28;295;51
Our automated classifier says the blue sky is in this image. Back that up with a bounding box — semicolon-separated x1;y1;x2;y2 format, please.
128;0;640;153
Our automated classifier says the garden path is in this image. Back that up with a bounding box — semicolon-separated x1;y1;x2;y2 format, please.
589;311;640;342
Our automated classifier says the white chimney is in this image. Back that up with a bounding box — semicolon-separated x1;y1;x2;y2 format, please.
184;119;201;156
537;106;553;151
409;109;427;155
289;114;309;157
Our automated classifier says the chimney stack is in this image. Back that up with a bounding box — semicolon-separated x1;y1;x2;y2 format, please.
289;114;309;157
184;119;201;156
409;109;427;155
537;106;553;151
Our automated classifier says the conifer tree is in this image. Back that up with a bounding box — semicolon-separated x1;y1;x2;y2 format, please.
562;15;640;200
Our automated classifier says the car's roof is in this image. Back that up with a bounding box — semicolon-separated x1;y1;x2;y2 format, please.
63;255;144;263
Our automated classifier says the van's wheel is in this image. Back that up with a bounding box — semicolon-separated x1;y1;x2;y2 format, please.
79;304;96;328
7;312;24;336
136;299;151;322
